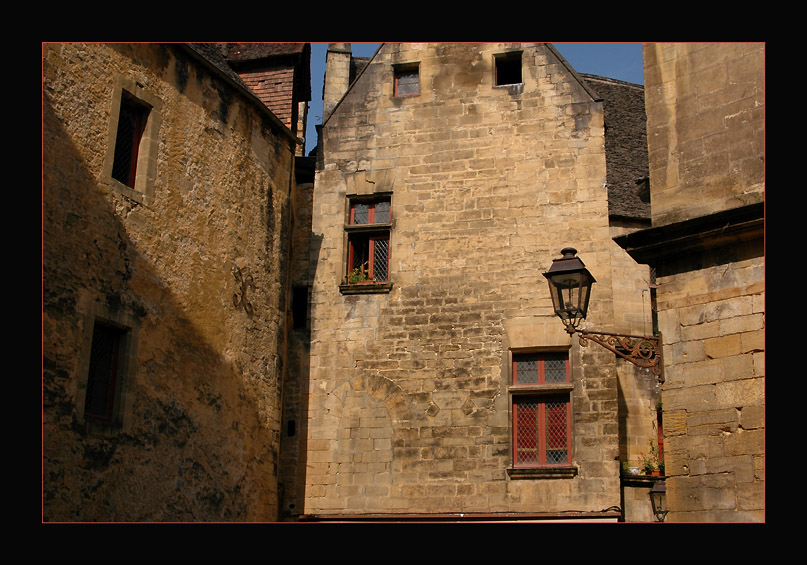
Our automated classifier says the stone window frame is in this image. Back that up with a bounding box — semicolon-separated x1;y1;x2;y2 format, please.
75;301;140;436
101;76;162;206
507;347;577;480
393;62;420;97
339;193;393;295
494;51;523;87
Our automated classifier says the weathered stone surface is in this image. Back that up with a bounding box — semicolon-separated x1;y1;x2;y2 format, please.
643;43;765;227
43;43;297;522
302;43;651;518
643;43;765;522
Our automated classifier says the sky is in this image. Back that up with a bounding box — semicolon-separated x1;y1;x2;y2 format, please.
303;42;644;155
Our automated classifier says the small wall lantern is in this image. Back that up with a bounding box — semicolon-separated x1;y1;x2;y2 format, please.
543;248;664;382
650;480;668;522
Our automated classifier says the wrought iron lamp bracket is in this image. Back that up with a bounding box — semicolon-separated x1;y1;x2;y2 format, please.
573;328;664;383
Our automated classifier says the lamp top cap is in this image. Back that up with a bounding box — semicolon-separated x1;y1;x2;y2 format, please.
544;247;596;283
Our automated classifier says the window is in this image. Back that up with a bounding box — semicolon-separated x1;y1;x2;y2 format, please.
495;52;522;86
84;322;125;422
111;97;148;188
103;77;162;204
77;303;139;433
511;352;572;468
341;196;392;293
347;198;390;283
394;64;419;96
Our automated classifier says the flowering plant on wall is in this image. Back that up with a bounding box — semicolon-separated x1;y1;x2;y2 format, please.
349;261;371;284
639;440;663;475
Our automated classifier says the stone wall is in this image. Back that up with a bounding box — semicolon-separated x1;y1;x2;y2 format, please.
42;43;297;521
656;248;764;521
302;43;645;519
643;43;765;226
641;43;765;522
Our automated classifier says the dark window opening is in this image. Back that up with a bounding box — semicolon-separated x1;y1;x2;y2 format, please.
84;322;125;421
394;65;419;96
649;266;659;335
292;286;309;330
112;98;148;187
495;53;522;86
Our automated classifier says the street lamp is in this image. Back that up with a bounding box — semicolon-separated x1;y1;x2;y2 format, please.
650;480;668;522
543;248;664;382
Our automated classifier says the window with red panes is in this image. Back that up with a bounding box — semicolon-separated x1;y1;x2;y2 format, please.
346;198;391;283
512;352;572;467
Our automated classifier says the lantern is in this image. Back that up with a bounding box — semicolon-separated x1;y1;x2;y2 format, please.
542;248;595;333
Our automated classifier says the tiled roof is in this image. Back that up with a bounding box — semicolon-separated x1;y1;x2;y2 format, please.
180;43;300;141
220;43;311;132
581;74;650;221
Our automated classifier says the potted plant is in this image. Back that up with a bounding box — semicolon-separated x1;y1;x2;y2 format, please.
349;262;371;284
640;441;663;476
640;452;656;476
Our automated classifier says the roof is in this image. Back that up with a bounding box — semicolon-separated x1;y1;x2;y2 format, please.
581;74;650;221
179;43;301;144
223;43;308;62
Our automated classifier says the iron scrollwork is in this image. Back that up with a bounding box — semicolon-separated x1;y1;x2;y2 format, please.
578;330;663;382
232;265;254;316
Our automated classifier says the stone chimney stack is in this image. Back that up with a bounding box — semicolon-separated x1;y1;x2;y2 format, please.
323;43;352;119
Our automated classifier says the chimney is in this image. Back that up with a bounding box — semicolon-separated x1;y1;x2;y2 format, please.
323;43;352;119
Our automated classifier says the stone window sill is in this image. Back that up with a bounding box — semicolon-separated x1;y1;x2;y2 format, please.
339;282;393;295
507;466;578;480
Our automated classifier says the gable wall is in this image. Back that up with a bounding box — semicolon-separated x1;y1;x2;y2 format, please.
303;43;631;518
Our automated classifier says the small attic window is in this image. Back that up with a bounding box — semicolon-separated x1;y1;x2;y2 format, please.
495;52;522;86
394;64;419;96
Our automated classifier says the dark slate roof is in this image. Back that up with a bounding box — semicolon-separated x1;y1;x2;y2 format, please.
581;74;650;221
223;42;308;62
184;43;250;88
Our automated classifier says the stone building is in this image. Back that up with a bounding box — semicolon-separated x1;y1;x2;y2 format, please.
616;43;765;522
291;42;657;522
45;42;747;523
42;43;307;521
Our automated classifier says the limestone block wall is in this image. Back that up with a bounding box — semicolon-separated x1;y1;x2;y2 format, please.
642;42;765;522
304;43;636;518
608;225;661;472
42;43;296;521
643;43;765;226
657;252;764;521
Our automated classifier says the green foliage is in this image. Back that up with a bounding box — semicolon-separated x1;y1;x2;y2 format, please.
349;261;370;283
